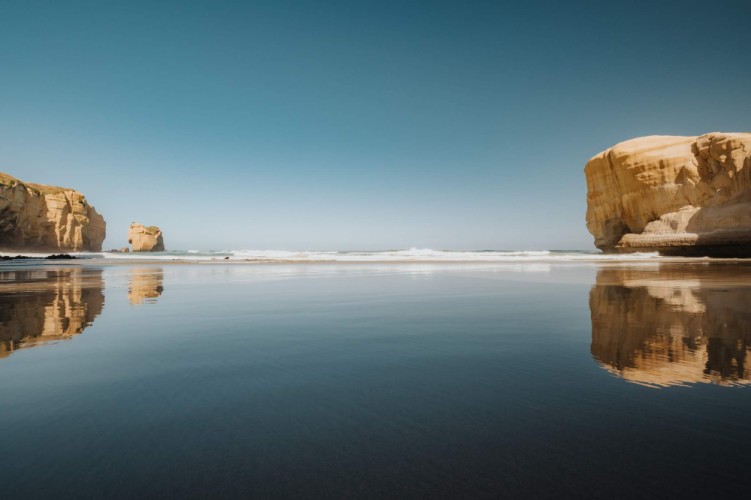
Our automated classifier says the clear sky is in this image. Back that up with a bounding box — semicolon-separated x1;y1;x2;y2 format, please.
1;0;749;250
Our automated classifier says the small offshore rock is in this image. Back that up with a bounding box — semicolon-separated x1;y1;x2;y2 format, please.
128;223;165;252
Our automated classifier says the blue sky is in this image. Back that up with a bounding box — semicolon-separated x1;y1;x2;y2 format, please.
1;0;749;250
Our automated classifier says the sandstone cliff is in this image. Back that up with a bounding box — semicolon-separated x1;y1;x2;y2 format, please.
0;268;104;359
129;223;165;252
585;132;751;255
0;172;106;252
590;266;751;388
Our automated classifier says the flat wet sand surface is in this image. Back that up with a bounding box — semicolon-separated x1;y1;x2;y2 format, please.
1;261;750;498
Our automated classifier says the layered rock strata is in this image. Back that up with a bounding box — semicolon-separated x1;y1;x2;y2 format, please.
128;223;165;252
585;133;751;255
0;172;106;252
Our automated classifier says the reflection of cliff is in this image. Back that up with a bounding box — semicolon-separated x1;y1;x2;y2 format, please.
0;268;104;358
590;266;751;388
128;268;164;305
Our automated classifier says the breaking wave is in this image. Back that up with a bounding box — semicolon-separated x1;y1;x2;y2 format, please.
89;248;664;262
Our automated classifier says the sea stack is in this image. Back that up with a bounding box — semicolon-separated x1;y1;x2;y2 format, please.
129;223;165;252
0;172;106;252
584;132;751;256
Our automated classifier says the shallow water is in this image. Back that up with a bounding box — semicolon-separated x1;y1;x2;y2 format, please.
1;262;750;498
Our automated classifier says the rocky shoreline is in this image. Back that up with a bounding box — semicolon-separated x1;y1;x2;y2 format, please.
0;254;77;261
1;172;168;254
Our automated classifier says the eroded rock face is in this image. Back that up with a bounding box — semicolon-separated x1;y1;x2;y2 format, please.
590;266;751;388
0;268;105;359
0;172;106;252
585;133;751;255
128;223;165;252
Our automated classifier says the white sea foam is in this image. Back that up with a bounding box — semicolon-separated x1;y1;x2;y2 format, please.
1;247;668;263
226;248;661;262
76;247;666;262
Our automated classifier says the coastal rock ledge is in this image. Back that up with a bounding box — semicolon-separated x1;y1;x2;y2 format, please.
585;132;751;256
129;223;165;252
0;172;106;252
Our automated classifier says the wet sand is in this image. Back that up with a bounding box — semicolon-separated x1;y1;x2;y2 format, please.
2;260;751;497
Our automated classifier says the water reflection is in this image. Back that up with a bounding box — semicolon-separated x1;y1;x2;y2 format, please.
0;268;105;358
128;268;164;305
590;265;751;388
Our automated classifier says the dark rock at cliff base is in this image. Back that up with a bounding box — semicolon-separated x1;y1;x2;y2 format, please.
0;254;77;261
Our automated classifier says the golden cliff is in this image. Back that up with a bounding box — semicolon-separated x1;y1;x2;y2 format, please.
585;132;751;255
0;172;106;252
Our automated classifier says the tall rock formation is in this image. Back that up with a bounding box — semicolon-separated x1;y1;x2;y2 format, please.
129;223;165;252
585;132;751;255
0;172;106;252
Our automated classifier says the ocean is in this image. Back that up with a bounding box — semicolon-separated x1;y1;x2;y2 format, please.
1;257;749;498
4;247;666;262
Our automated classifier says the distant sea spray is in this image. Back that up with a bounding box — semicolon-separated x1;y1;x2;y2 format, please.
81;248;665;262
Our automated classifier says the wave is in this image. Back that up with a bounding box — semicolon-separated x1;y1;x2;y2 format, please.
83;248;666;262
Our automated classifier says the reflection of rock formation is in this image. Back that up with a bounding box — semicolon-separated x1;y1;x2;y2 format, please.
590;266;751;388
0;268;105;358
128;268;164;305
